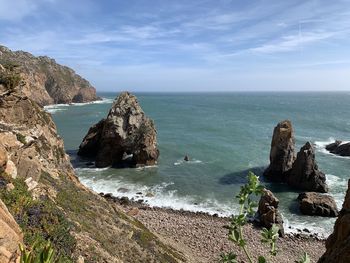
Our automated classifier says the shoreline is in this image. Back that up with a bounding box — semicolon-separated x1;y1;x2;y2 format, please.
101;193;326;263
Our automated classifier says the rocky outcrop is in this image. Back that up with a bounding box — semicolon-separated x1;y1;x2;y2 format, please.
297;192;338;217
263;120;295;182
257;189;284;236
0;199;23;263
287;142;328;193
0;68;188;262
0;45;99;106
78;92;159;168
326;140;350;156
318;180;350;263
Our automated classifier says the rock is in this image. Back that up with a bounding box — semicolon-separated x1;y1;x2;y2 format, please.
184;155;189;161
263;120;295;182
145;192;155;198
77;255;85;263
24;177;38;191
4;160;17;179
297;192;338;217
117;187;129;193
287;142;328;193
257;189;284;236
325;140;342;152
119;197;130;206
0;45;99;105
326;141;350;156
0;145;8;173
0;200;23;263
127;208;139;216
319;179;350;262
78;92;159;168
5;183;14;191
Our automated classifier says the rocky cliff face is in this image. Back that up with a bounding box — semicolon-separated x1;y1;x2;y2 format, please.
263;120;296;182
0;68;187;262
78;92;159;168
0;45;99;106
319;179;350;263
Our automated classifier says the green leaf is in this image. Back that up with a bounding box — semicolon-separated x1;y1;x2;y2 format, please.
295;252;311;263
258;256;267;263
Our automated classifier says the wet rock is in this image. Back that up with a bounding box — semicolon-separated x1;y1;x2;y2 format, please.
264;120;295;182
78;92;159;168
287;142;328;193
145;192;155;197
257;189;284;236
184;155;189;161
298;192;338;217
119;197;130;206
319;179;350;262
326;141;350;157
117;187;129;193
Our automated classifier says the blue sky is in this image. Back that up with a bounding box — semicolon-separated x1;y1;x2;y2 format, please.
0;0;350;91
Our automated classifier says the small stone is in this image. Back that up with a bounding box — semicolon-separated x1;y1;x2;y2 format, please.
127;208;139;216
145;192;154;197
6;183;14;191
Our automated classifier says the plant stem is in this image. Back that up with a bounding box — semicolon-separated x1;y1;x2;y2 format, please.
239;202;254;263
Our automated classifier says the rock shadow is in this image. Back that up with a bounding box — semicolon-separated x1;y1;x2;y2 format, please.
218;166;266;185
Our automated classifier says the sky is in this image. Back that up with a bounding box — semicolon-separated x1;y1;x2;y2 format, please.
0;0;350;92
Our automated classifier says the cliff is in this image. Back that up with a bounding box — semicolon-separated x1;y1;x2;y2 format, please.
0;45;99;106
0;66;188;262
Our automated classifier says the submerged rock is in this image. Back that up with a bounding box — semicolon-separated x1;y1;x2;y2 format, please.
326;140;350;156
78;92;159;168
263;120;295;182
297;192;338;217
286;142;328;193
257;189;284;236
319;179;350;263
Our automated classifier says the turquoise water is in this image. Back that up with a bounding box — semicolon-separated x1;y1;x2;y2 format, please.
46;92;350;236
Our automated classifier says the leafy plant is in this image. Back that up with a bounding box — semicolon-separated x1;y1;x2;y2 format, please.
220;172;310;263
19;241;56;263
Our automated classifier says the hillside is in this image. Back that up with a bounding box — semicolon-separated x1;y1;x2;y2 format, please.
0;45;99;106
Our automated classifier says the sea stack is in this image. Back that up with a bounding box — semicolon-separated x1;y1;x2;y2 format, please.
287;142;328;193
263;120;296;182
78;92;159;168
319;179;350;262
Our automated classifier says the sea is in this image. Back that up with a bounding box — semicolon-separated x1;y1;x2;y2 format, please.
45;92;350;237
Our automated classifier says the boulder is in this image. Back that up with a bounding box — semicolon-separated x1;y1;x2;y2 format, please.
318;180;350;263
286;142;328;193
297;192;338;217
0;200;23;263
263;120;295;182
78;92;159;168
326;141;350;156
257;189;284;236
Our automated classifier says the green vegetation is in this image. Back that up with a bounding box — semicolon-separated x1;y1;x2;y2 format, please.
0;61;21;90
0;173;75;262
19;241;56;263
16;133;27;144
220;172;310;263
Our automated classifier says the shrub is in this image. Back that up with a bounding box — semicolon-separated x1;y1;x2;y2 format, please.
0;70;21;90
0;174;75;262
